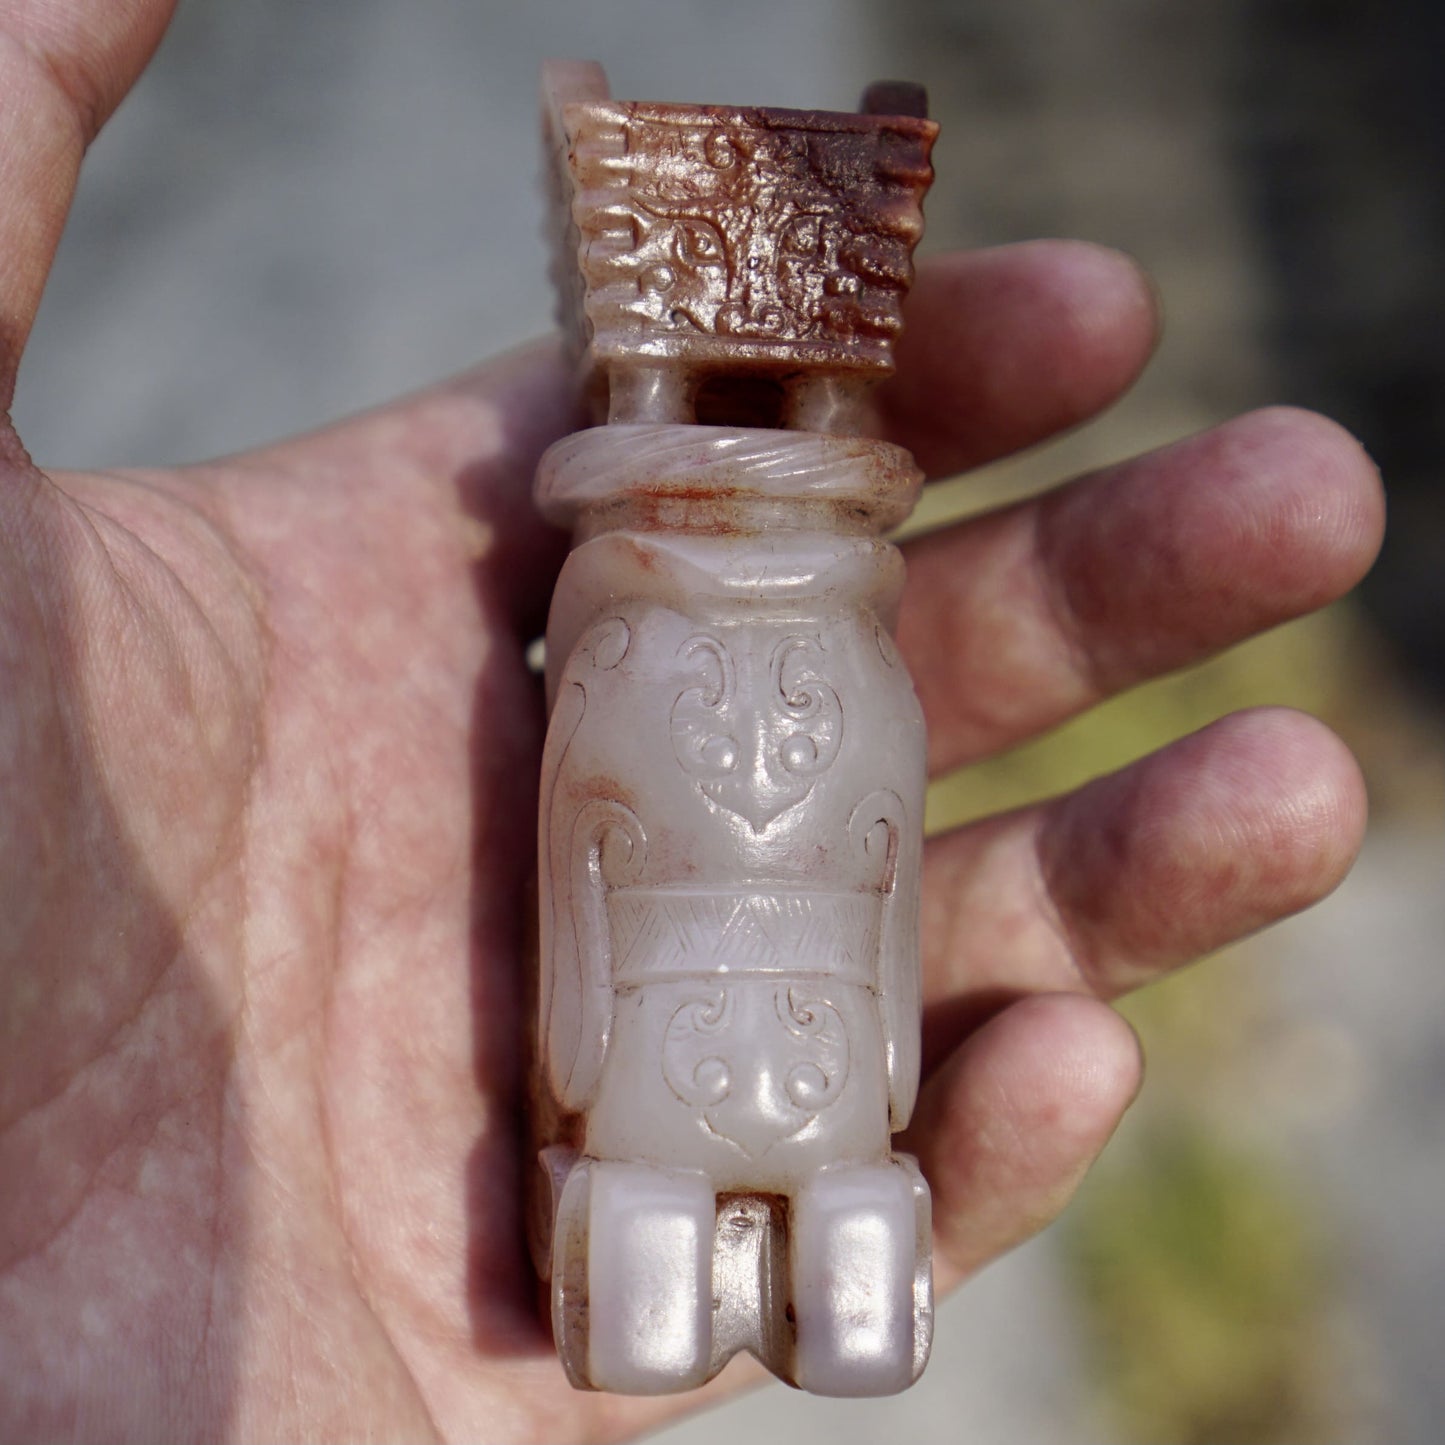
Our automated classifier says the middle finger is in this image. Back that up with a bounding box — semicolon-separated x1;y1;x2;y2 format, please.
915;705;1367;1070
898;405;1383;776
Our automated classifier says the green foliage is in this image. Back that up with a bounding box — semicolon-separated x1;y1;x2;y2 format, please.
1063;1117;1333;1444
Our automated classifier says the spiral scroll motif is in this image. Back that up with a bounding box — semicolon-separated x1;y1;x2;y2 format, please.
670;630;842;832
661;984;850;1158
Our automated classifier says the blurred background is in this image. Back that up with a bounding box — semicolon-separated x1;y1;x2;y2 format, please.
13;1;1443;1440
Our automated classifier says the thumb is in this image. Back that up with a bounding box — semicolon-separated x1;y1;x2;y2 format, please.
0;0;177;416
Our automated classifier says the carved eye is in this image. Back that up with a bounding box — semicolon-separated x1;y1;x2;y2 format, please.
786;1062;830;1110
780;733;817;773
782;214;824;257
700;735;739;772
704;133;737;169
674;220;725;268
691;1056;731;1106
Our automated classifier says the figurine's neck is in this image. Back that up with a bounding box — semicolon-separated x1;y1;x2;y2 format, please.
535;423;923;542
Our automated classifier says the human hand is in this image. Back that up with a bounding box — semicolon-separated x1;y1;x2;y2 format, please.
0;4;1383;1440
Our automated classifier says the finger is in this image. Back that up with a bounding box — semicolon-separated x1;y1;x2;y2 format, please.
905;992;1142;1289
0;1;177;411
879;241;1159;479
900;407;1385;776
919;707;1367;1062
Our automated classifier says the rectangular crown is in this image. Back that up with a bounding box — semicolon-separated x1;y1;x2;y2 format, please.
543;61;938;385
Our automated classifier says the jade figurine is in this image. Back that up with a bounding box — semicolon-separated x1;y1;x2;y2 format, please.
528;60;939;1397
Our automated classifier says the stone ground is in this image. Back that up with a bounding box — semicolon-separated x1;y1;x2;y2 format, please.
13;2;1442;1440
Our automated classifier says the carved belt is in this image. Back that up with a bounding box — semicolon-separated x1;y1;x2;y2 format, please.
606;886;883;988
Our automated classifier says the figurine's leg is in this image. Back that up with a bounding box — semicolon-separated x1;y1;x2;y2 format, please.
608;363;696;423
551;1157;715;1393
789;1160;925;1396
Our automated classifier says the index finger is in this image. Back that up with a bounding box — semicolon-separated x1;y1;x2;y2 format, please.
880;241;1160;479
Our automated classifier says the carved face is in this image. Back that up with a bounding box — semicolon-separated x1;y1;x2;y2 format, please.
622;123;878;343
630;211;730;334
661;984;850;1159
670;631;842;833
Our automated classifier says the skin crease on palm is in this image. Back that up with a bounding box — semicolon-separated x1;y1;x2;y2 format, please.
0;3;1385;1442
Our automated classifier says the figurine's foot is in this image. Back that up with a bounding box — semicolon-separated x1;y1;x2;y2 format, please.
789;1158;931;1396
551;1157;715;1393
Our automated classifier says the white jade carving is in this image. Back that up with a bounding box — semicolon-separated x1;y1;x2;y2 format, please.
531;62;938;1397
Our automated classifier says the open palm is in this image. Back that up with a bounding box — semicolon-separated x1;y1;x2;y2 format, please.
0;6;1383;1442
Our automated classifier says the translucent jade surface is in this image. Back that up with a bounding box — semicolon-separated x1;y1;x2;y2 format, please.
529;61;939;1397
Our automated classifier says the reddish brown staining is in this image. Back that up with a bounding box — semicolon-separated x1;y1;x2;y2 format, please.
572;772;636;814
553;83;936;394
528;1101;584;1175
640;481;746;505
630;500;745;539
550;1110;586;1153
623;97;933;141
594;486;746;539
626;538;660;574
593;489;888;542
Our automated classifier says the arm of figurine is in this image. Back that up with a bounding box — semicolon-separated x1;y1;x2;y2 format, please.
851;785;924;1130
0;3;1383;1440
537;681;645;1111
